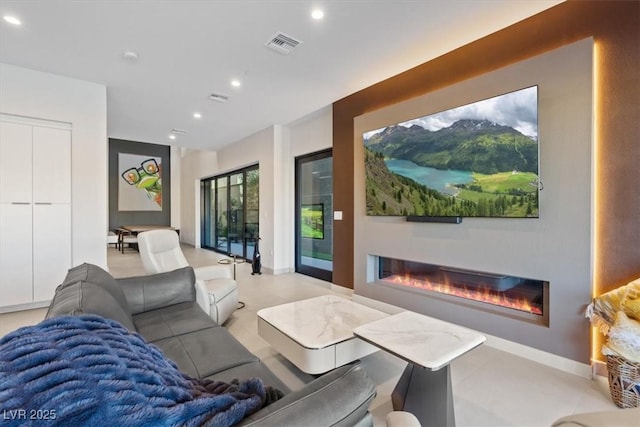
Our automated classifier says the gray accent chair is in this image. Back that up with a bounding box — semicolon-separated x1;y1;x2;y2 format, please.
45;263;377;426
137;229;238;325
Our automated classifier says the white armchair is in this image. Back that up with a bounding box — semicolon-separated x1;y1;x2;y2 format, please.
137;229;238;325
386;412;421;427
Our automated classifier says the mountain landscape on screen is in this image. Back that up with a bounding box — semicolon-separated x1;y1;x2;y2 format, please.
363;86;540;218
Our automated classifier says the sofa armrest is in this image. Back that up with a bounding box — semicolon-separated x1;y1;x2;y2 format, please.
238;362;376;427
194;279;211;315
194;264;233;281
116;267;197;315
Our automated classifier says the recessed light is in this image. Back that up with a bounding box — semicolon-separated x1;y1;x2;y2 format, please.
311;9;324;20
123;51;139;62
168;134;176;140
193;112;202;119
231;79;241;88
3;15;22;26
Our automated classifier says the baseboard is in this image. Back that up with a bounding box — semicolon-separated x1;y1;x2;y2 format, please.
0;300;49;314
351;294;594;379
482;333;593;378
330;284;354;297
592;359;608;377
263;266;294;275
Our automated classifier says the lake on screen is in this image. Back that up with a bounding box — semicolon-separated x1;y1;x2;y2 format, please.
384;159;473;195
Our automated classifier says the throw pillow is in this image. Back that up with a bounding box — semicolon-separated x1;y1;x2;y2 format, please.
605;311;640;362
588;278;640;334
623;298;640;320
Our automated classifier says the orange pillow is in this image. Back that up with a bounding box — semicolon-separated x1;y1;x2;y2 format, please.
624;298;640;320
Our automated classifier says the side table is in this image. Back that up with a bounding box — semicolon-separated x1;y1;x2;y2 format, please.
217;256;245;280
217;256;246;309
354;311;486;427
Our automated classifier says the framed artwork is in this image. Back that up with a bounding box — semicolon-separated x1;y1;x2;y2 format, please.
118;153;163;211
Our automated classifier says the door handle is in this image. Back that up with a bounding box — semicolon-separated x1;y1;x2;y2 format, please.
10;202;31;205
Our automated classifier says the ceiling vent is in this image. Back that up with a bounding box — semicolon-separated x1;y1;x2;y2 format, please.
209;93;229;103
265;32;302;54
170;128;188;135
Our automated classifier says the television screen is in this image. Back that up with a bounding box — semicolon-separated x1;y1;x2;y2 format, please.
363;86;539;218
301;203;325;239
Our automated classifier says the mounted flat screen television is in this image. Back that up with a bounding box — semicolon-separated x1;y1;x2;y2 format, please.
301;203;325;239
363;85;539;218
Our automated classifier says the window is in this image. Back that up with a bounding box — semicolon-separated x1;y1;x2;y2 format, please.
201;165;259;259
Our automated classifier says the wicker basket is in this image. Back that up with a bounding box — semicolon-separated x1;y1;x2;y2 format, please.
607;354;640;408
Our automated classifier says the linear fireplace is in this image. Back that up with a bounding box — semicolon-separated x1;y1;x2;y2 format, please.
377;257;549;326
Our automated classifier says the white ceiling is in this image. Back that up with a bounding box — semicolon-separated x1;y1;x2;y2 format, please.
0;0;562;151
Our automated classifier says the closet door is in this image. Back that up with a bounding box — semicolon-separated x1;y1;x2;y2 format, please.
33;203;71;301
0;119;72;307
32;126;72;302
0;203;33;305
32;126;71;204
0;122;32;203
0;121;34;305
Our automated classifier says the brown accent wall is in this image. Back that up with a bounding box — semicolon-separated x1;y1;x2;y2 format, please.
332;0;640;293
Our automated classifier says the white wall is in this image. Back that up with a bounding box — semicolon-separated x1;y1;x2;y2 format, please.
179;126;285;272
178;147;219;246
170;145;182;229
0;63;108;269
217;126;283;272
178;106;333;274
353;39;594;362
289;106;333;158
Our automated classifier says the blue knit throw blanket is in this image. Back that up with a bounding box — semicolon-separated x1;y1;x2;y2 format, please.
0;315;268;426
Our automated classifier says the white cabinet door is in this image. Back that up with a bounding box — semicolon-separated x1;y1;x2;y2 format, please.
33;203;71;302
0;203;33;305
33;127;71;204
0;122;32;203
0;120;73;308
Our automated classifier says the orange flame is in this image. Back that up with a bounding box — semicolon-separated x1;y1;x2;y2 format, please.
384;274;542;315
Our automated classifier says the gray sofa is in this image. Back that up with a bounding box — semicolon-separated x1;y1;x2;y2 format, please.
45;263;377;426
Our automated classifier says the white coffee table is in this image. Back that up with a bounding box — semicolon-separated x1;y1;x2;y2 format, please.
257;295;389;374
354;311;486;427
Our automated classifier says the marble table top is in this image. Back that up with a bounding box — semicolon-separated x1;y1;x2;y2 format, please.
257;295;389;349
353;311;486;370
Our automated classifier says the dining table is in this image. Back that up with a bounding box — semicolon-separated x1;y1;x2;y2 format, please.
116;225;179;253
120;225;178;234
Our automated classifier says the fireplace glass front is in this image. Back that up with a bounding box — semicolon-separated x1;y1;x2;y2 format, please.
378;257;548;325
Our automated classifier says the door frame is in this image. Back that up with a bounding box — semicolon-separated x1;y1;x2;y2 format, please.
294;149;333;282
200;164;258;259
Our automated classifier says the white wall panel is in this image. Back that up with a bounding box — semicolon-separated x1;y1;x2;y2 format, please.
0;122;32;203
32;127;71;204
33;204;71;302
0;203;33;305
1;63;107;270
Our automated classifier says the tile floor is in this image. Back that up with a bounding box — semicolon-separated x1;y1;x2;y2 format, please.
0;246;620;426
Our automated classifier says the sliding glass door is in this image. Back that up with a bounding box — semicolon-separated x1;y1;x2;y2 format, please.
201;165;259;259
295;150;333;281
